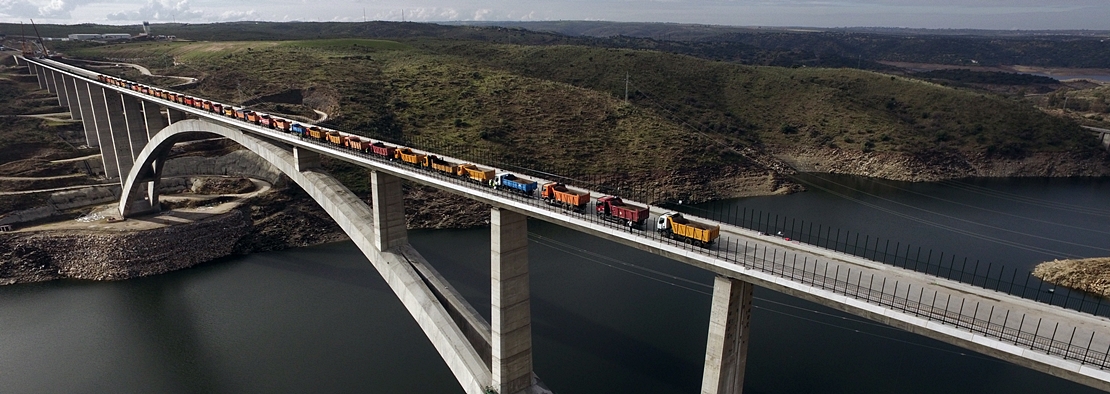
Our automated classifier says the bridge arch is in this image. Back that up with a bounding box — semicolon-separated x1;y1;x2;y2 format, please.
119;119;492;393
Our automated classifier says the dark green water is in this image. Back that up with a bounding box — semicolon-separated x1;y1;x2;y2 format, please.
1;175;1108;393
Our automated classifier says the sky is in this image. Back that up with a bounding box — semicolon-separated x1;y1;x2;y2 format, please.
0;0;1108;30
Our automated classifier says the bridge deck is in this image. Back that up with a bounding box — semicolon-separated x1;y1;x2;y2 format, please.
26;56;1110;390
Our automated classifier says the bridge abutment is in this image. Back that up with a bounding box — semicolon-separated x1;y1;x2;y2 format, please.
491;207;535;394
701;276;754;394
371;171;408;251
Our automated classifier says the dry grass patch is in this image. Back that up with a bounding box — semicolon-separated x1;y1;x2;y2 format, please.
1034;257;1110;298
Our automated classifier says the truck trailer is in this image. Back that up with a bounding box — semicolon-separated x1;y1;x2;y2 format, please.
596;196;649;228
541;182;590;211
657;212;719;247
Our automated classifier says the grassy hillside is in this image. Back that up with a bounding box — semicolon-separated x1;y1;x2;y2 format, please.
418;42;1097;158
62;33;1105;198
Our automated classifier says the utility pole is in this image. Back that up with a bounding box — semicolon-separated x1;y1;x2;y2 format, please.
625;72;629;102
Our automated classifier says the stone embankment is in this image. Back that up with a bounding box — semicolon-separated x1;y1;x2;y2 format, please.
1034;258;1110;299
0;208;251;284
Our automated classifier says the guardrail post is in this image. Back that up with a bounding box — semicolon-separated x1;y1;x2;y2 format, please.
371;171;407;251
702;275;753;394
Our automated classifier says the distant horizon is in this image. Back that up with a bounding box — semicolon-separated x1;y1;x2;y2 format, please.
6;19;1110;35
0;0;1107;31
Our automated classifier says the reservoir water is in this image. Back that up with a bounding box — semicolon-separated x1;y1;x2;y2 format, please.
1;174;1108;393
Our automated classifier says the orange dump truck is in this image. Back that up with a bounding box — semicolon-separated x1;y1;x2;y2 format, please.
307;126;326;141
326;131;344;146
345;136;368;153
541;182;590;211
457;164;495;184
422;155;457;175
656;213;719;247
395;148;426;166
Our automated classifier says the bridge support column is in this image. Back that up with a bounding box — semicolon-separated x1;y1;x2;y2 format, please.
491;207;534;394
121;94;150;159
43;69;56;94
371;171;407;251
33;63;46;90
61;75;80;119
72;78;98;148
294;147;320;172
122;155;165;216
701;276;754;394
103;91;136;180
167;108;187;124
48;70;63;103
85;82;121;179
142;101;167;139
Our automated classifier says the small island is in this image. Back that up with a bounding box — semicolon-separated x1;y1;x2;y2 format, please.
1034;258;1110;299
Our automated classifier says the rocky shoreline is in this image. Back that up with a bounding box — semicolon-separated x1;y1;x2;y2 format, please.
0;207;252;284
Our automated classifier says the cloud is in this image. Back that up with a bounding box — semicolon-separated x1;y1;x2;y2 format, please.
216;9;259;21
0;0;93;19
105;0;205;21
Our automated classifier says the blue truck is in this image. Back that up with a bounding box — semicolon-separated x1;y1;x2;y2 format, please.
290;123;306;137
495;173;538;196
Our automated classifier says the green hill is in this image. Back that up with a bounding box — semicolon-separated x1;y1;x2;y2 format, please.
60;27;1108;200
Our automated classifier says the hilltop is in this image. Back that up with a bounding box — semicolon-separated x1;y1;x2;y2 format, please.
4;21;1107;204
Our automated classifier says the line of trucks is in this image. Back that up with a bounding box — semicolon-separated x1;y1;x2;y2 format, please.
95;74;722;247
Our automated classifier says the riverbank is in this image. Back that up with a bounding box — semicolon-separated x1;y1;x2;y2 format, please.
1034;258;1110;299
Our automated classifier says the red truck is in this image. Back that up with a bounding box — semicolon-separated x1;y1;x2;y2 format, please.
541;182;590;211
595;196;649;228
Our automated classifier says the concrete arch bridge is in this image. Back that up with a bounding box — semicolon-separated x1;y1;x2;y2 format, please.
17;56;1110;394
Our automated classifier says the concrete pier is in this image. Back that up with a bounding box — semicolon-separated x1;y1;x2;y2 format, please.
293;146;320;172
86;82;120;179
102;90;136;180
371;171;407;251
122;94;150;159
701;276;754;394
61;74;81;120
72;78;98;148
142;101;167;139
491;208;534;394
167;108;187;124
